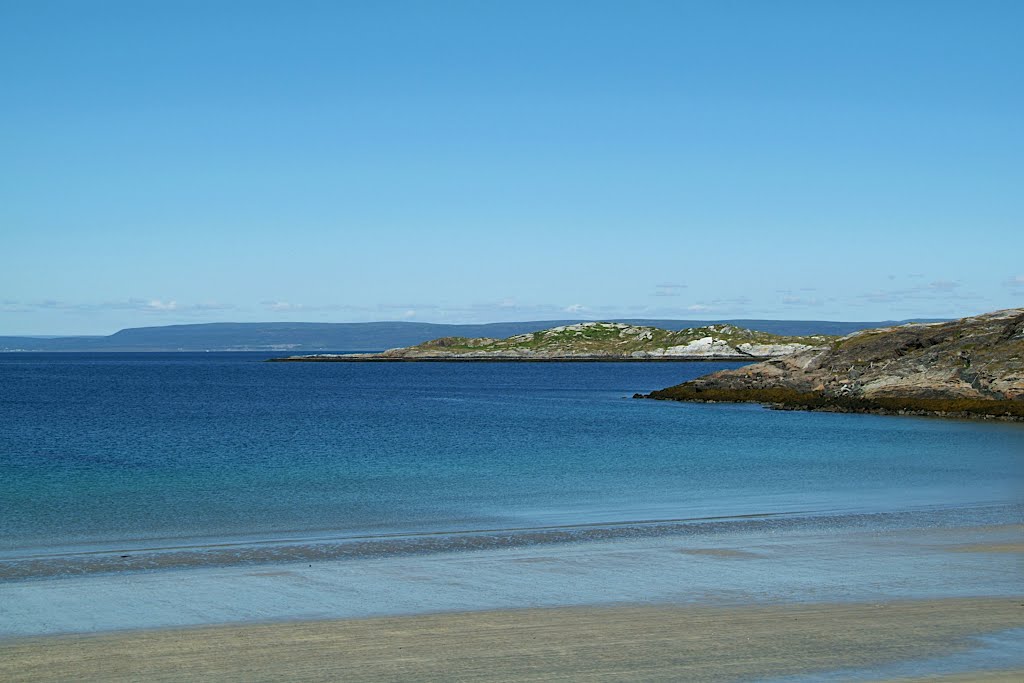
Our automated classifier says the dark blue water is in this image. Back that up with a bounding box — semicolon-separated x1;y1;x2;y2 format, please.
2;353;1022;565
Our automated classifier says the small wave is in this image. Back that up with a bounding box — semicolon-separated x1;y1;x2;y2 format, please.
1;504;1018;582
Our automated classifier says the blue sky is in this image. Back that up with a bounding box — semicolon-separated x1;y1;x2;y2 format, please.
2;0;1022;334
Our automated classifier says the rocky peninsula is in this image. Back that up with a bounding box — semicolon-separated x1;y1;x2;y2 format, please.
270;322;834;362
641;309;1024;420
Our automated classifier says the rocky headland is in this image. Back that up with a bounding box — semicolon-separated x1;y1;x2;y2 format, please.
641;309;1024;420
270;322;834;362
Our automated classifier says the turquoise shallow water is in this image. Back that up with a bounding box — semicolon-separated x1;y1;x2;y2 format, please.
1;353;1022;571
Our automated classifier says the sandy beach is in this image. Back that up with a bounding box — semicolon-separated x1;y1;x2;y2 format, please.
2;597;1022;682
2;520;1022;681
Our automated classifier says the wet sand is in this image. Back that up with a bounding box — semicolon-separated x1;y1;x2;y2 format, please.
888;672;1024;683
2;520;1020;680
949;542;1024;554
1;597;1021;682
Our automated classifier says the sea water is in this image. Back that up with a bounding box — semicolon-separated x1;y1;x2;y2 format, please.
1;353;1022;578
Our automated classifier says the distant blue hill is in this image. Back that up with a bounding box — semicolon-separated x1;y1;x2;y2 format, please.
0;319;943;352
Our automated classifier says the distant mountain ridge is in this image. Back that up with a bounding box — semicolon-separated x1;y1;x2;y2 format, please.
0;318;944;352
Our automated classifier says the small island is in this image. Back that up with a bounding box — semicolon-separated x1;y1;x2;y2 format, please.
269;322;835;362
639;308;1024;420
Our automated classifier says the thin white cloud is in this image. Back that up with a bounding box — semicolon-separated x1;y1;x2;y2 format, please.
858;279;979;304
261;300;527;319
143;299;178;311
3;298;237;315
653;283;687;297
377;303;441;311
0;300;36;313
782;296;822;306
260;301;359;313
191;302;235;311
263;301;303;312
121;298;236;314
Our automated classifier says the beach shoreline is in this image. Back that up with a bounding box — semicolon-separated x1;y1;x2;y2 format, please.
2;597;1022;682
2;519;1022;680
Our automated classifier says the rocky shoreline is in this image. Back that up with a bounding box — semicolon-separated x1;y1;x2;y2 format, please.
639;388;1024;421
269;355;761;363
639;309;1024;421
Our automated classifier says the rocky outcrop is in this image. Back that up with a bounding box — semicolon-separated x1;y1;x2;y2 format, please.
641;309;1024;420
271;322;833;362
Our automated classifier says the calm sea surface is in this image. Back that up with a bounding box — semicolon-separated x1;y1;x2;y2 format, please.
1;353;1022;575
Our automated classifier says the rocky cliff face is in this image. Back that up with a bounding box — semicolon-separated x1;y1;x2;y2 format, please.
644;309;1024;419
275;322;834;361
